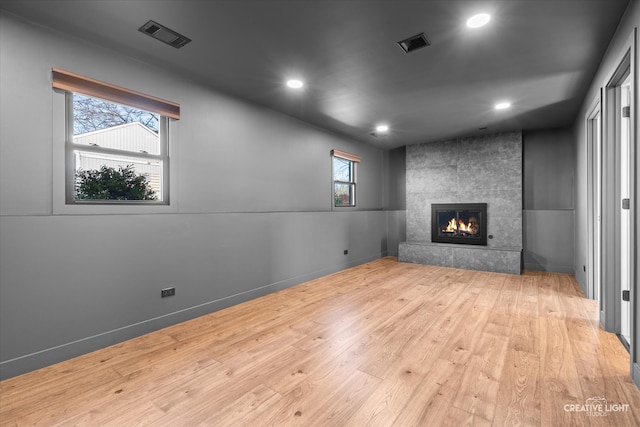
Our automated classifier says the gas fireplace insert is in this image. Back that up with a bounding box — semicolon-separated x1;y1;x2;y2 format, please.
431;203;487;245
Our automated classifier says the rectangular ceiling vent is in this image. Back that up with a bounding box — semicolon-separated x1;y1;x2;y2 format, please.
397;32;430;53
139;20;191;49
369;132;388;138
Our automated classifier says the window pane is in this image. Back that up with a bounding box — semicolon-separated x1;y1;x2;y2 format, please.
334;183;354;206
74;151;162;201
333;156;352;182
73;94;160;155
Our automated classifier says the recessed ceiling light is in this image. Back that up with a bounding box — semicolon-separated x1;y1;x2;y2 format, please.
495;102;511;110
376;124;389;133
466;13;491;28
286;79;304;89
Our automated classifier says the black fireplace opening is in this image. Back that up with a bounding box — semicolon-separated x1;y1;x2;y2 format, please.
431;203;487;245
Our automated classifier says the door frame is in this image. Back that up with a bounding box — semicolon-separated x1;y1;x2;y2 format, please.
586;95;602;306
601;29;637;384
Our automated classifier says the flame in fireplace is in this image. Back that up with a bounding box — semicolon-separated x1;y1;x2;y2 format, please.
445;217;479;235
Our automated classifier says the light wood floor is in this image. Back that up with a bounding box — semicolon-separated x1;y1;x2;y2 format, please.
1;257;640;426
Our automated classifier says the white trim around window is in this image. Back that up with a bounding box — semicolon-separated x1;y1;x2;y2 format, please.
52;87;179;215
331;149;359;208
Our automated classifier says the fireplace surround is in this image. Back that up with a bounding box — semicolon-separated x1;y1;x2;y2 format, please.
431;203;487;245
398;131;523;275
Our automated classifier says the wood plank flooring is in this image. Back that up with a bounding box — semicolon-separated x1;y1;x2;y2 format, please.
1;257;640;426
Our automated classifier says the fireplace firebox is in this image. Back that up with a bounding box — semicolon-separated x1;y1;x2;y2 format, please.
431;203;487;245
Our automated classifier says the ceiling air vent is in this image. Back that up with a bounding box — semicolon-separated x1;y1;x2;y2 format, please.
369;132;388;138
397;32;430;53
138;20;191;49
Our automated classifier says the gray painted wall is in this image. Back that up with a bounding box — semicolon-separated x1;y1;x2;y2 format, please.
522;127;575;273
383;146;407;210
523;127;574;211
383;146;407;256
0;12;400;379
574;1;637;293
573;0;639;386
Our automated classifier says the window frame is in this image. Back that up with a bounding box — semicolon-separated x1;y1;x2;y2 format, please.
331;149;360;208
52;69;179;214
64;92;171;205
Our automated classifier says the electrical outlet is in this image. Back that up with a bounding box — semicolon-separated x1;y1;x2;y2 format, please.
344;249;348;255
161;287;175;298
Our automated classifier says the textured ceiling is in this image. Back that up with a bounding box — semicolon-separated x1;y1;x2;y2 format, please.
0;0;631;149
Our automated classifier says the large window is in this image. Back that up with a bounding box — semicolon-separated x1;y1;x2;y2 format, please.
68;93;167;202
331;149;360;207
52;69;179;204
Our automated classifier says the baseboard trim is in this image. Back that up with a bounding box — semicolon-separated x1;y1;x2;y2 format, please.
0;252;382;380
523;262;574;275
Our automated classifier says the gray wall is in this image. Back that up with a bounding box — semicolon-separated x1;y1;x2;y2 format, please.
0;12;399;379
523;127;575;273
573;0;639;386
574;0;638;293
383;146;407;211
383;146;407;256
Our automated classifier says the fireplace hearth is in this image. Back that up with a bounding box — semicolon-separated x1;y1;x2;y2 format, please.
431;203;487;245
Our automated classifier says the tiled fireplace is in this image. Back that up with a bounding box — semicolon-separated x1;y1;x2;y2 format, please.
399;131;523;274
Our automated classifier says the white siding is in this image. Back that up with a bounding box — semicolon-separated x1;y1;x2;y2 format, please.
74;122;159;154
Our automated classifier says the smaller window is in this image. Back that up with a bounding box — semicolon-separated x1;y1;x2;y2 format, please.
331;149;360;207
